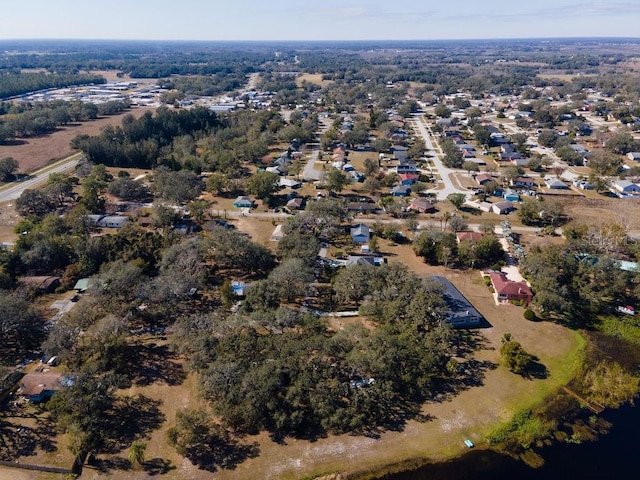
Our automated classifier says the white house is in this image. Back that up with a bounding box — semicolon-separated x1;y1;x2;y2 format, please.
612;179;640;195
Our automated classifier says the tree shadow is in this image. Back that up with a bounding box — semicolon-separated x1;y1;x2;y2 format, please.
143;457;176;475
89;455;132;473
460;206;482;216
99;395;165;455
125;342;187;387
0;409;58;460
521;357;549;380
187;439;260;472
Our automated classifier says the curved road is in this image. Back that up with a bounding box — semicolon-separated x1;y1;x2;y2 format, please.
0;153;81;203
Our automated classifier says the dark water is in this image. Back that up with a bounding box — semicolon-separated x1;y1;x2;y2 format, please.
384;404;640;480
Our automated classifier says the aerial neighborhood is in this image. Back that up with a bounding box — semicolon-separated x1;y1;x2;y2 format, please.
0;37;639;480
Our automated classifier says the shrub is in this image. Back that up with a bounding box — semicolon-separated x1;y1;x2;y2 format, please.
523;309;536;321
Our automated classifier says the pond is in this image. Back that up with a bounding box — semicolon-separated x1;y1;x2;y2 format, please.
384;404;639;480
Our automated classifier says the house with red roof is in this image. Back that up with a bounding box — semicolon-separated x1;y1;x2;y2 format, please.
400;173;420;185
456;231;484;243
489;272;533;305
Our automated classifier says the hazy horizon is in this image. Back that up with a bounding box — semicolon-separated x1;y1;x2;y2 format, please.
2;0;639;42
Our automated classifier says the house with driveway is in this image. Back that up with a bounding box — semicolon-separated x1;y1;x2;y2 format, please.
488;272;533;305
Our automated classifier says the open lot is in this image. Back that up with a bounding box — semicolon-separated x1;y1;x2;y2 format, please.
0;107;155;174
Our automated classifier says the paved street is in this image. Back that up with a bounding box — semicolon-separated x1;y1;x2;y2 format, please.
409;114;471;200
0;153;81;203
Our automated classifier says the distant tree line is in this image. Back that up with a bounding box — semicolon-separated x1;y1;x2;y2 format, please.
0;72;105;99
0;99;129;142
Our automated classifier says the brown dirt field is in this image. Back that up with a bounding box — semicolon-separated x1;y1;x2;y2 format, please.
0;107;155;174
296;73;334;88
562;196;640;233
235;216;280;250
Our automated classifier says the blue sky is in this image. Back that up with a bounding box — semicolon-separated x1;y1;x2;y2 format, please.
2;0;639;41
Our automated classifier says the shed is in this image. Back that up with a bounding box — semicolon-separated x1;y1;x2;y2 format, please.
270;224;285;242
18;276;61;293
73;278;96;292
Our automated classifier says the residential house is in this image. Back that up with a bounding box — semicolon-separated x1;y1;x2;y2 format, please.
400;173;420;185
19;372;64;403
279;178;302;189
351;224;371;244
627;152;640;162
503;189;520;202
511;157;530;167
573;180;594;190
500;152;522;162
396;160;418;174
233;196;254;208
266;165;286;175
431;276;483;327
612;180;640;195
346;254;384;267
390;185;411;197
546;178;569;190
456;232;484;244
491;201;515;215
477;201;493;212
347;202;379;214
286;197;304;210
476;173;495;185
489;272;533;305
88;215;129;229
511;177;536;188
570;144;589;155
391;145;409;161
408;197;436;213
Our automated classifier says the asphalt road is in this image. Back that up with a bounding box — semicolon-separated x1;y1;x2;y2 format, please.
410;114;471;200
0;153;81;203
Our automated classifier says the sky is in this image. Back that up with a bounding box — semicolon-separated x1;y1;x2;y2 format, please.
1;0;639;41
